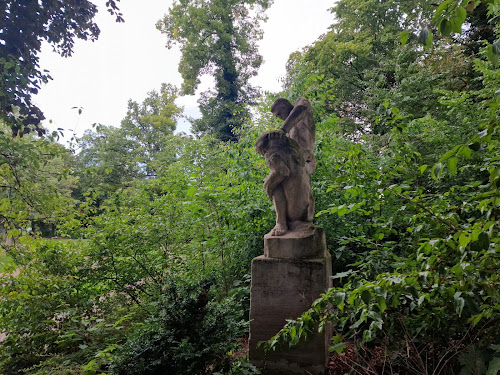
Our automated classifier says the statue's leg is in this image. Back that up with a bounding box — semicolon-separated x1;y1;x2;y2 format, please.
283;171;313;224
271;185;288;236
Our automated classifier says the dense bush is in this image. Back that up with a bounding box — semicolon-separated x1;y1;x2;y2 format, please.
111;280;249;375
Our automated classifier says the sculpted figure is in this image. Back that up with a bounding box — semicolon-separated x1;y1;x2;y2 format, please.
255;98;316;236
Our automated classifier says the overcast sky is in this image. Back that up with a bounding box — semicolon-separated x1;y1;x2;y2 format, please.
33;0;334;140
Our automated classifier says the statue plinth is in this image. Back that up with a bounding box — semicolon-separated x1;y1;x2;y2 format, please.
264;223;327;259
249;226;332;375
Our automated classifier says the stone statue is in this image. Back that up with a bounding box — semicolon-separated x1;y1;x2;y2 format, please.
255;98;316;236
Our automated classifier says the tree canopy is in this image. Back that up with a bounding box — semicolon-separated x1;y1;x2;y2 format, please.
0;0;123;136
157;0;273;141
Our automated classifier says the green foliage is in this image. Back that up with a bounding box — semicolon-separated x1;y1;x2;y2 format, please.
4;1;500;373
74;84;182;204
111;281;247;375
0;127;77;239
403;0;499;64
0;0;123;136
283;0;436;134
157;0;273;140
82;131;273;297
0;238;136;375
76;124;142;200
120;83;183;175
265;19;500;373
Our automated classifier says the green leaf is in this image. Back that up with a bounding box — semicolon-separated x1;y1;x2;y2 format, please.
418;27;432;48
439;145;461;162
447;156;458;175
455;7;467;26
486;44;499;65
363;329;373;342
330;342;347;354
486;357;500;375
493;39;500;55
434;0;453;21
451;263;464;277
439;18;452;36
458;144;472;159
459;232;471;248
418;27;430;46
432;162;443;181
333;270;354;279
449;16;463;33
468;142;480;151
419;164;428;174
186;186;196;197
406;285;419;299
334;292;346;311
472;232;490;251
377;296;387;313
400;31;410;45
361;289;372;305
449;7;466;34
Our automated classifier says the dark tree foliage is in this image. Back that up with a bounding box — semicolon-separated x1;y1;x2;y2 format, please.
462;2;497;56
157;0;272;141
111;281;245;375
0;0;123;137
283;0;496;136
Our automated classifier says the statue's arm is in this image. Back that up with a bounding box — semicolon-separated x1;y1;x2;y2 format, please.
281;98;311;134
280;104;307;133
263;153;290;200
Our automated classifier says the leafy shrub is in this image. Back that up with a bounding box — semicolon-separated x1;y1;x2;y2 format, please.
0;238;137;375
111;280;248;375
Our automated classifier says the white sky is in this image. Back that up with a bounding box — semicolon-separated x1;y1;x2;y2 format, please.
34;0;334;140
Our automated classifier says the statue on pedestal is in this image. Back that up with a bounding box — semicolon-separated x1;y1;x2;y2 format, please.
255;98;316;236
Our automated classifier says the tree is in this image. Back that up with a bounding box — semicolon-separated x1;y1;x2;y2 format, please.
283;0;498;135
283;0;438;135
157;0;273;141
0;125;77;239
75;84;182;203
0;0;123;136
120;83;182;176
76;124;140;200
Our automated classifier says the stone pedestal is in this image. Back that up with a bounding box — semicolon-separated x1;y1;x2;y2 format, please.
249;225;332;375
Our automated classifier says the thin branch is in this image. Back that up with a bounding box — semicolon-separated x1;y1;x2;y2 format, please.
385;186;457;231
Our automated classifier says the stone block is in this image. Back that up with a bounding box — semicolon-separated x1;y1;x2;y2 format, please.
249;252;332;374
264;224;327;259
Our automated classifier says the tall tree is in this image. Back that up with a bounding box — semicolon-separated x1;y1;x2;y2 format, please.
76;124;140;199
75;84;182;199
0;0;123;136
120;83;182;176
283;0;436;134
157;0;273;141
283;0;497;135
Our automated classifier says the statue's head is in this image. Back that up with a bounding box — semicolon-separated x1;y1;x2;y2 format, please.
271;98;293;121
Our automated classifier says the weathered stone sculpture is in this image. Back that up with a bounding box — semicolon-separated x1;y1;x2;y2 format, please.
255;98;316;236
250;98;332;375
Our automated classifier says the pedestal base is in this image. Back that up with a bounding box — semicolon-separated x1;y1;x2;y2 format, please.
249;226;332;375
